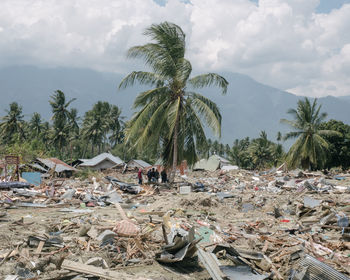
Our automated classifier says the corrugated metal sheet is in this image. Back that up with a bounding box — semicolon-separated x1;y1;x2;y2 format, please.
79;153;124;167
29;163;48;172
127;159;152;168
37;158;77;173
197;248;225;280
296;255;350;280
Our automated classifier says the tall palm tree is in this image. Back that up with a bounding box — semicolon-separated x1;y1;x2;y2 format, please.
212;140;220;155
50;90;76;126
281;97;339;169
29;112;43;138
249;131;274;169
49;90;76;156
108;105;125;147
82;101;110;154
119;22;228;181
68;108;80;135
225;144;230;157
0;102;26;144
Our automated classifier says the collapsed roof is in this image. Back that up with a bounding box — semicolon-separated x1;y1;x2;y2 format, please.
194;154;232;172
36;158;77;173
79;153;124;169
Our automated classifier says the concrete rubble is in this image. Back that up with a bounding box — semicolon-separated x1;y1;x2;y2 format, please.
0;166;349;279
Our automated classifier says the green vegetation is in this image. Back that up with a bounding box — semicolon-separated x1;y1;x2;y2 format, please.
319;119;350;170
0;94;349;171
0;91;125;163
208;132;285;170
281;98;340;170
119;22;228;181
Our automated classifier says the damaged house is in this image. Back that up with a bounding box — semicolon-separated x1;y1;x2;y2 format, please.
78;153;124;171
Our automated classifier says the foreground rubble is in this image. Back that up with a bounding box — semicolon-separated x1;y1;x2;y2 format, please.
0;167;349;279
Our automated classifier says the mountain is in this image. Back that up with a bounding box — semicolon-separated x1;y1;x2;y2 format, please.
0;65;349;144
339;95;350;102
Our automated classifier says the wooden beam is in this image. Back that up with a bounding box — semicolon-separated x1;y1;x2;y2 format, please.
61;260;133;280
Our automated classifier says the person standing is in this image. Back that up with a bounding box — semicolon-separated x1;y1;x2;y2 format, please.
147;168;152;183
150;168;156;182
155;169;160;182
138;168;143;185
161;169;167;183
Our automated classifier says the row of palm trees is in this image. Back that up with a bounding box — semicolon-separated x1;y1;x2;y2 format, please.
0;91;124;160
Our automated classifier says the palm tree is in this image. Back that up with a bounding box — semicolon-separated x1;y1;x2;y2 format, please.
108;105;125;147
68;108;80;135
119;22;228;181
0;102;26;144
82;101;110;154
225;144;230;157
50;90;76;126
212;140;220;155
29;112;43;138
207;139;213;156
249;131;274;169
281;97;339;169
229;137;252;169
49;90;76;156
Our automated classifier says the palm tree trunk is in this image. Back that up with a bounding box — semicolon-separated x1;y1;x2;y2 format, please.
169;115;179;183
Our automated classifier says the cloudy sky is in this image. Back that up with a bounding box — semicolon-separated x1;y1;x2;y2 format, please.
1;0;350;97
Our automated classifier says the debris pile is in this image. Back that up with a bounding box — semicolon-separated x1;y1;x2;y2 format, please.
0;166;349;279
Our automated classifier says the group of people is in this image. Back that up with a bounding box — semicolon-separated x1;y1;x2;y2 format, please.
137;167;168;185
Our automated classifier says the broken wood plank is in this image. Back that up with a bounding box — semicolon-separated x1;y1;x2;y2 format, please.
36;240;45;254
138;211;165;216
61;259;133;280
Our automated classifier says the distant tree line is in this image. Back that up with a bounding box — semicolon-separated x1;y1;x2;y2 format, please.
0;90;128;162
0;92;349;171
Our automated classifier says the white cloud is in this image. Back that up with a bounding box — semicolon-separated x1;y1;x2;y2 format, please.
0;0;350;97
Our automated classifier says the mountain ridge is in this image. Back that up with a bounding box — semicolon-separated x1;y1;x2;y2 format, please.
0;65;349;144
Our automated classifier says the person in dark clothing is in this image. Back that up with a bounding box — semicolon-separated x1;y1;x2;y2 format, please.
147;169;152;182
150;168;156;182
155;169;160;182
161;169;167;183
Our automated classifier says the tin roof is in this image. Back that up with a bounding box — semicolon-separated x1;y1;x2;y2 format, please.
37;158;77;173
79;153;124;167
128;159;152;168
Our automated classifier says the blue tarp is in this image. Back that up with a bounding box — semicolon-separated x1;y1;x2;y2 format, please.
22;172;41;186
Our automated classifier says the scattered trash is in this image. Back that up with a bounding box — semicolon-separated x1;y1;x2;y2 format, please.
0;163;349;279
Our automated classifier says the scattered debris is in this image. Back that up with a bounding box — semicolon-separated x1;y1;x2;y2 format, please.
0;164;349;279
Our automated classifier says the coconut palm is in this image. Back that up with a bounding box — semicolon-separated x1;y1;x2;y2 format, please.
29;112;43;138
82;101;110;154
0;102;26;144
249;131;274;169
119;22;228;181
108;105;125;147
229;137;252;169
50;90;76;126
49;90;76;156
281;97;339;169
